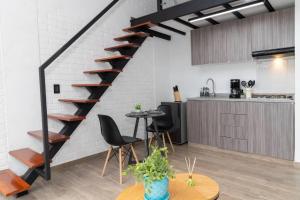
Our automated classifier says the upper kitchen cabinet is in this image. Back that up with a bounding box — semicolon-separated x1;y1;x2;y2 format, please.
191;24;227;65
191;7;295;65
192;20;252;65
226;19;252;63
251;8;295;51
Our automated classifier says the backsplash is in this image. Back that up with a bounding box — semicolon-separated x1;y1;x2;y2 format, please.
161;33;295;101
255;57;295;93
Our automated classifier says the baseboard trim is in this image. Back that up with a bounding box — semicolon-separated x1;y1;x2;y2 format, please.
188;143;296;166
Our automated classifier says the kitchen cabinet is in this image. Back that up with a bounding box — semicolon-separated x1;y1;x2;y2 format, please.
191;8;294;65
263;103;294;160
226;19;252;63
251;8;295;51
187;100;218;146
187;100;295;160
218;101;249;152
191;24;227;65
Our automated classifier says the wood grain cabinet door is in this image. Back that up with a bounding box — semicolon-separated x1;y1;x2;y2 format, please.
263;103;294;160
187;101;201;143
191;24;227;65
251;7;294;51
191;27;210;65
226;19;252;63
187;101;219;146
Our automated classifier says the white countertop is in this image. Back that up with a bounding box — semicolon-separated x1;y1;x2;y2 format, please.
188;94;294;103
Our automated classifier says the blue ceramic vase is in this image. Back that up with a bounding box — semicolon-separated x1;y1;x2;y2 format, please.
144;177;170;200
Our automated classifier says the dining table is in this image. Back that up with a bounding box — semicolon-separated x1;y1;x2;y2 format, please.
125;110;165;164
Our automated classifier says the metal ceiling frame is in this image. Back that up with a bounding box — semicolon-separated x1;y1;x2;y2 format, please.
264;0;275;12
188;0;264;22
131;0;236;25
131;0;277;33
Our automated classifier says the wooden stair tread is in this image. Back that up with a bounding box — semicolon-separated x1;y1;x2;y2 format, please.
95;55;131;62
114;32;149;41
59;99;99;104
104;43;140;51
9;148;44;168
123;21;155;33
72;83;111;87
0;169;30;196
48;114;86;122
84;69;122;74
28;130;70;144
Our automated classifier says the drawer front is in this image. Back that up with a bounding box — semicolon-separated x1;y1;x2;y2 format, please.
220;126;235;138
220;137;234;150
220;114;235;126
235;127;248;139
233;139;248;153
235;114;248;127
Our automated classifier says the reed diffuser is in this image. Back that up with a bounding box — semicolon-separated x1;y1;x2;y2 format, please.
185;157;197;187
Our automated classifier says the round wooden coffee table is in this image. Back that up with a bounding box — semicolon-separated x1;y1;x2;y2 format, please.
116;173;219;200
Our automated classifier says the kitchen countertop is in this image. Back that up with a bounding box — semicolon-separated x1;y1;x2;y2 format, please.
188;94;295;103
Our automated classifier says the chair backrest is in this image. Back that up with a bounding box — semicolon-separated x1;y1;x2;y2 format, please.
98;115;125;146
155;105;173;129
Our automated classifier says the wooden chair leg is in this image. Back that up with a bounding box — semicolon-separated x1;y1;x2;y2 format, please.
149;135;154;147
166;132;175;152
101;146;112;177
119;146;123;184
162;133;166;148
130;144;139;164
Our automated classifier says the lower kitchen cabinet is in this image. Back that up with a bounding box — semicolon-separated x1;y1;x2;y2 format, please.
187;100;218;146
187;100;295;160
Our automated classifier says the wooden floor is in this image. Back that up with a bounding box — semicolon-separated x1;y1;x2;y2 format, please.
8;144;300;200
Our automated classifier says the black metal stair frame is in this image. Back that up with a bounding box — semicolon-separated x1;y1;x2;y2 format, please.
16;0;153;196
21;30;147;192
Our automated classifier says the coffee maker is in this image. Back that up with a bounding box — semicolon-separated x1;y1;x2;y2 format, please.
230;79;241;98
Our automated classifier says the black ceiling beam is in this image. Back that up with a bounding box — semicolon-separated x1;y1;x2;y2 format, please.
131;0;236;25
194;12;220;25
174;18;199;29
157;23;186;35
223;3;245;19
264;0;275;12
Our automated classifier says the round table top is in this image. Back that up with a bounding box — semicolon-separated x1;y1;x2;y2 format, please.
116;173;220;200
125;110;165;118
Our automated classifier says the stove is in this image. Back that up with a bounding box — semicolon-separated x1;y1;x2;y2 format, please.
252;94;294;100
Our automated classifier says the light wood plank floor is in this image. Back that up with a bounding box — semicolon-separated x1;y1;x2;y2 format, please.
7;144;300;200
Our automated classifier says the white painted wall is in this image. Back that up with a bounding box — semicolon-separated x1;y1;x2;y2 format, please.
0;4;8;170
0;0;162;173
294;1;299;163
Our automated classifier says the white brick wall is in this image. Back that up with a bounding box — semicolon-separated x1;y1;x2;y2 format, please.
0;0;167;173
37;0;158;165
0;14;8;170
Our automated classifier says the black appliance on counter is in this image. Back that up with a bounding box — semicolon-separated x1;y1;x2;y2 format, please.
161;102;187;145
229;79;242;99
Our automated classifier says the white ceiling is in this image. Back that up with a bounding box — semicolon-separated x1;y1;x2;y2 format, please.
161;0;295;28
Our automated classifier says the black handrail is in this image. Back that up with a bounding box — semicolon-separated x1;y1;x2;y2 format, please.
39;0;120;180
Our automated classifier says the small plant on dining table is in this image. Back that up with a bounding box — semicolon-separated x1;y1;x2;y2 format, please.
134;103;142;112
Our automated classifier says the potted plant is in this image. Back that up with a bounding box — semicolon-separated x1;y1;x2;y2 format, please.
134;103;142;112
125;147;174;200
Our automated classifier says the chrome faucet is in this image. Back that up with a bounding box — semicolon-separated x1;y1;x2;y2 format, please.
206;78;216;97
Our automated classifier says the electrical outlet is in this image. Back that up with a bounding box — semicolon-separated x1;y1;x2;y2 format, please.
54;84;60;94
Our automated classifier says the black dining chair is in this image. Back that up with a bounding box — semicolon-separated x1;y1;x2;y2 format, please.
147;105;175;152
98;114;140;184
